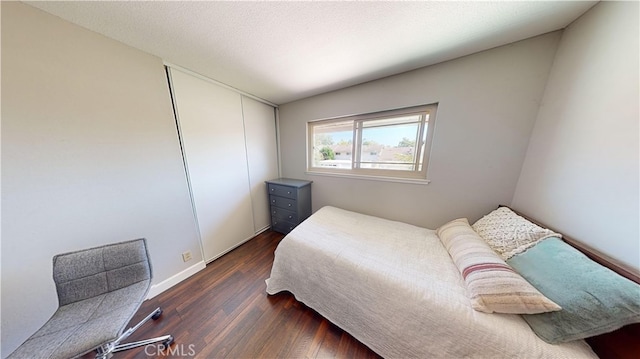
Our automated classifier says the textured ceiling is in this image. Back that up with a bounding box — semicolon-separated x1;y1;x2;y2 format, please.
24;1;597;105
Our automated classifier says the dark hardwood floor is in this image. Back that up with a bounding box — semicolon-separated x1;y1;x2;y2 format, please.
105;230;381;358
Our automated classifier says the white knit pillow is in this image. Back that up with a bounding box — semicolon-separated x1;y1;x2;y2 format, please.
437;218;561;314
472;207;560;260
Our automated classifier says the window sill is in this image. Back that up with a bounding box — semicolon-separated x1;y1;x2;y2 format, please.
305;170;431;185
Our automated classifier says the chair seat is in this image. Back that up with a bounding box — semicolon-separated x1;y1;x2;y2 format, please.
8;280;148;359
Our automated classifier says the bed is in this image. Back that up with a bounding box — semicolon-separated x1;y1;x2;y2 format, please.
265;206;640;358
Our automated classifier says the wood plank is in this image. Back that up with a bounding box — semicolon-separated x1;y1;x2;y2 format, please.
83;230;380;359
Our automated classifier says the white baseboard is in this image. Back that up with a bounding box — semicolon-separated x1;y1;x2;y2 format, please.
147;261;206;299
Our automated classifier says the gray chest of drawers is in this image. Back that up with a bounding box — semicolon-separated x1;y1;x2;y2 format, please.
265;178;312;234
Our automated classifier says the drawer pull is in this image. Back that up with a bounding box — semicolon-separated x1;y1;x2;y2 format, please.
288;204;292;207
287;191;292;194
288;215;293;219
272;199;276;203
271;188;275;192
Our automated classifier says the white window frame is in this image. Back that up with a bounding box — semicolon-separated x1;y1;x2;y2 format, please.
306;104;437;183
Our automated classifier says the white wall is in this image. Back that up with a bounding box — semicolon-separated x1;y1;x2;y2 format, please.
278;33;561;228
512;1;639;271
1;2;202;356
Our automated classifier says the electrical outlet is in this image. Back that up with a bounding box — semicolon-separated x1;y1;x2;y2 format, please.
182;250;192;262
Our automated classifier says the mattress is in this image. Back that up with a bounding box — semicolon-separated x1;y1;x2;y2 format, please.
266;206;596;358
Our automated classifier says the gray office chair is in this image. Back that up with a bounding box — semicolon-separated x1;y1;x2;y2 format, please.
7;238;174;359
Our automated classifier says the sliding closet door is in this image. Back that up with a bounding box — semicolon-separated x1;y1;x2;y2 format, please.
169;68;255;262
242;96;279;232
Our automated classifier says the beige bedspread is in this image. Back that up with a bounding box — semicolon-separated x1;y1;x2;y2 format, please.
266;206;596;358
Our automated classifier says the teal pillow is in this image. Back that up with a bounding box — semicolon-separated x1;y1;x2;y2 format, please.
506;237;640;344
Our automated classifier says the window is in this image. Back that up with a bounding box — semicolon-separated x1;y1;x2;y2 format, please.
307;104;437;181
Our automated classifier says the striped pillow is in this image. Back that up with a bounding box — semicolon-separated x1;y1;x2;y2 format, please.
437;218;561;314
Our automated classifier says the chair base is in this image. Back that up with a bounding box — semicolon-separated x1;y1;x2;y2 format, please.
95;307;173;359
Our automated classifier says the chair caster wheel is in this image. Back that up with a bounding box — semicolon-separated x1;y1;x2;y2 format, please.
161;336;174;350
151;309;163;320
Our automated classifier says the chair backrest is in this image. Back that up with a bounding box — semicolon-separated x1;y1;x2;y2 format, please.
52;238;152;306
